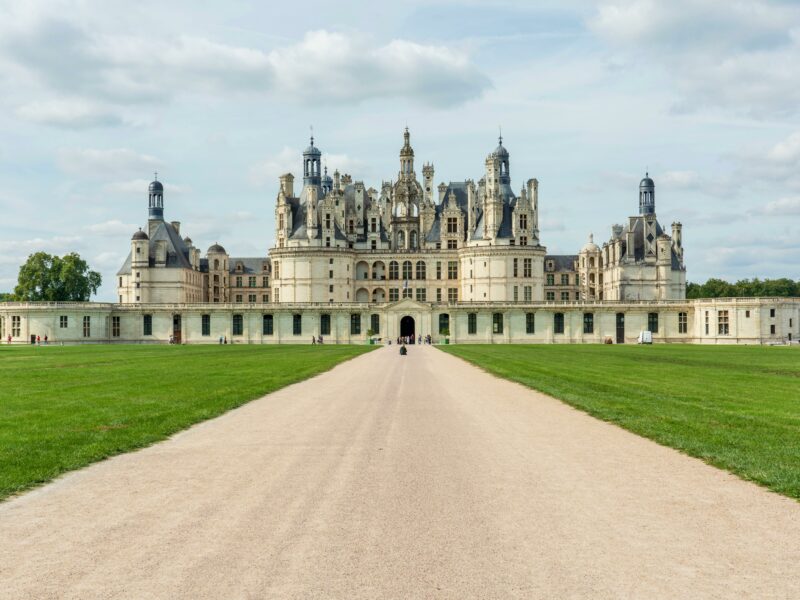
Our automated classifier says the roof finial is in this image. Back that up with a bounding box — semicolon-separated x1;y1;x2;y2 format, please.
310;125;314;146
154;170;158;181
498;125;502;145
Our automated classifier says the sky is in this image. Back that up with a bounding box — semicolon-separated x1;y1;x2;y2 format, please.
1;0;799;301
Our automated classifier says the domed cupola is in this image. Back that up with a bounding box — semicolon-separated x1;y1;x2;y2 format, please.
207;243;227;254
321;164;333;195
639;172;655;215
148;173;164;221
494;134;510;184
303;134;322;186
581;233;600;254
132;228;149;241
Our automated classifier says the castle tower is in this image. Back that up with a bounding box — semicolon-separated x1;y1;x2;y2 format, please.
399;127;415;179
147;175;164;238
494;135;510;184
639;173;655;215
303;136;321;186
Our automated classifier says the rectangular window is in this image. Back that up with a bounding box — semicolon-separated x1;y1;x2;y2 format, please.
718;310;729;335
526;312;535;334
416;288;427;302
513;258;518;277
436;288;442;302
492;313;503;334
143;314;152;336
436;262;442;279
274;288;280;302
546;291;555;301
513;286;519;302
561;274;569;285
575;274;580;286
350;313;361;335
523;258;532;278
262;276;269;287
583;312;594;334
202;314;211;336
648;312;659;334
468;313;477;335
320;313;331;335
249;276;256;287
770;308;776;318
370;218;377;233
519;214;527;229
447;261;458;280
554;312;564;334
389;288;399;301
293;314;302;335
236;276;243;288
524;286;532;302
745;310;750;318
83;316;91;338
247;294;256;303
519;236;527;246
371;240;377;250
771;324;776;334
546;274;554;286
112;316;120;337
561;291;569;301
402;287;412;299
447;217;458;233
447;239;457;249
11;316;20;337
235;294;243;303
705;311;709;335
448;288;458;302
678;312;687;334
232;314;243;336
262;314;273;335
370;313;380;335
59;315;68;328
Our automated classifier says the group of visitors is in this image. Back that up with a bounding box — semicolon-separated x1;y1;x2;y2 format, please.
218;336;228;344
311;335;324;344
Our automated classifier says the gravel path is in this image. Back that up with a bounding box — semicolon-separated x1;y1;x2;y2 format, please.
1;345;799;599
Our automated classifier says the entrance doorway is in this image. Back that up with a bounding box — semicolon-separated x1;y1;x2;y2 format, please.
400;315;415;342
616;312;625;344
173;314;182;344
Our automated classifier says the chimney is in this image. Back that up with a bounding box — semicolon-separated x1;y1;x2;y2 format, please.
171;221;180;235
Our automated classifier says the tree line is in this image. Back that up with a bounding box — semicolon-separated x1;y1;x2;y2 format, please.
686;278;800;299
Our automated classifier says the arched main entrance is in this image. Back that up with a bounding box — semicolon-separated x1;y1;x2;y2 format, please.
400;315;415;342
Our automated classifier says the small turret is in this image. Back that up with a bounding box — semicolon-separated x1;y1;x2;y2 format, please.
639;172;655;215
303;135;321;186
148;174;164;221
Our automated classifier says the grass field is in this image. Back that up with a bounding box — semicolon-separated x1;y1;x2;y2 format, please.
441;344;800;500
0;344;372;501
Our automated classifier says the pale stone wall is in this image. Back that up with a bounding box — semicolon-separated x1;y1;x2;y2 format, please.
2;298;797;345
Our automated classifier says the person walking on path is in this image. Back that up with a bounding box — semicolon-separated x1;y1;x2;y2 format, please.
312;336;316;345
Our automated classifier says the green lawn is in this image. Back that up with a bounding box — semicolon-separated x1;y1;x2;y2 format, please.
441;344;800;499
0;344;372;501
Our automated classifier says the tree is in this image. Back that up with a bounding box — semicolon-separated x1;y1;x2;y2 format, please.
13;252;102;301
686;277;800;299
0;292;13;302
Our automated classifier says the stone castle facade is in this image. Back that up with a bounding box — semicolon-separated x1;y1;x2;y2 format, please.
2;130;797;345
115;129;686;310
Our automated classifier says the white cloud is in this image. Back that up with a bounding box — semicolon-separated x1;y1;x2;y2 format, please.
757;196;800;216
57;148;160;179
16;98;125;128
84;220;139;236
1;15;490;124
589;0;800;117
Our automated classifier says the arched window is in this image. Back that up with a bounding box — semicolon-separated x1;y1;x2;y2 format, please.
410;230;418;248
389;261;399;280
415;261;426;280
402;260;412;280
398;231;405;249
214;259;219;270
